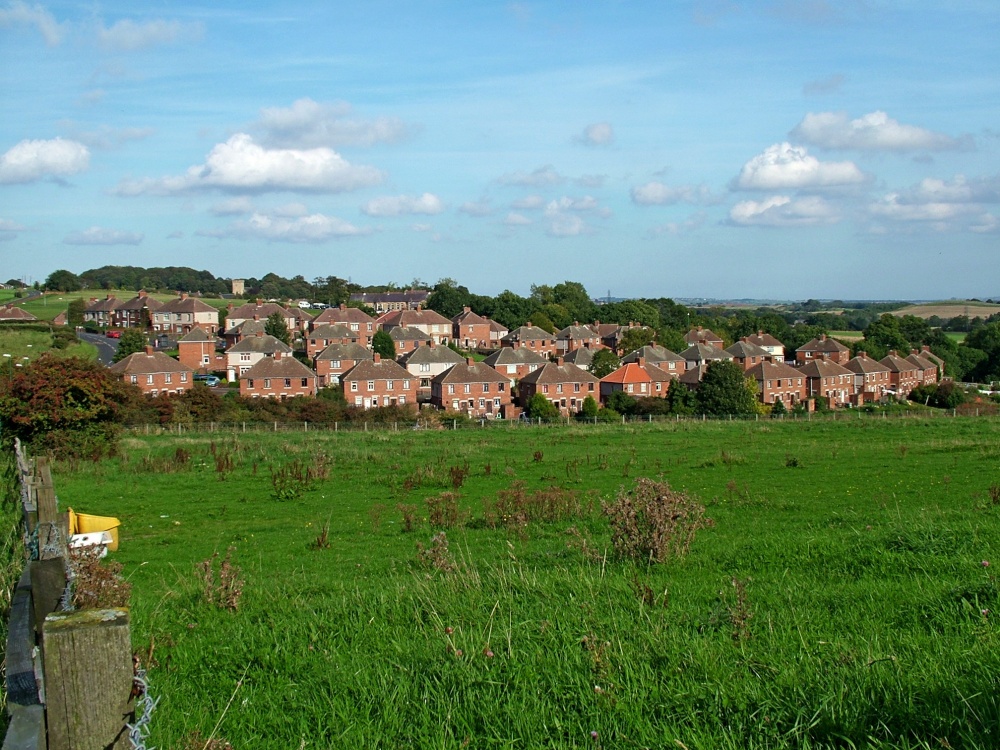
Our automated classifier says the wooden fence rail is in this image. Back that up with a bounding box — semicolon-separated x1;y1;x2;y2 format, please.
4;440;134;750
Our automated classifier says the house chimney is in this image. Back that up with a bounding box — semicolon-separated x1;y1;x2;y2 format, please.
429;340;436;348
256;298;263;305
463;306;471;313
819;334;826;342
556;357;564;366
253;314;260;321
526;321;532;328
180;292;189;301
573;321;579;327
638;357;646;368
374;353;381;363
860;351;867;358
339;303;347;310
144;346;153;355
467;357;475;366
138;290;147;299
274;351;282;361
889;350;897;357
255;330;263;337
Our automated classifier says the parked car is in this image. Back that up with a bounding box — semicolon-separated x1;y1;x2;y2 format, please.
194;374;221;387
105;330;121;339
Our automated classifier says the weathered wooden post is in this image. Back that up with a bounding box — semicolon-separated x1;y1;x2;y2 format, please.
30;458;68;635
42;608;134;750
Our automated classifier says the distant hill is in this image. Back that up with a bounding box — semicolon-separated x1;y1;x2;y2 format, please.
892;301;1000;319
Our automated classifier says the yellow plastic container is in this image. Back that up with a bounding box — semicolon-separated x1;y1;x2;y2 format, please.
67;508;121;551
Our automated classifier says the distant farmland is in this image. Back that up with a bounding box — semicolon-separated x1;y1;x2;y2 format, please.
892;301;1000;319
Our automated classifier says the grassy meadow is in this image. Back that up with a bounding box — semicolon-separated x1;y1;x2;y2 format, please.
48;418;1000;748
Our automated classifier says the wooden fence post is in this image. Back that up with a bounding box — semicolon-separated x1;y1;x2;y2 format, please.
42;608;134;750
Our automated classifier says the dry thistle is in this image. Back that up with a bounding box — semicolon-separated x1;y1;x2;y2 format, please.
68;546;131;609
197;547;244;611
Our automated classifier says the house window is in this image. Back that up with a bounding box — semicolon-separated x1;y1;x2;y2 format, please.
146;374;154;385
284;379;291;388
420;363;430;372
542;384;549;393
463;384;471;394
387;380;394;390
498;383;505;392
403;380;410;390
574;383;580;392
448;384;455;394
399;395;406;404
507;365;517;374
180;373;188;382
351;381;358;391
482;383;490;393
248;379;254;388
627;384;634;393
452;399;459;409
202;356;210;365
241;353;251;361
556;384;563;393
351;323;359;331
478;398;485;408
355;396;362;406
331;360;341;369
588;383;594;391
130;375;137;384
264;379;271;389
301;378;308;387
367;380;375;391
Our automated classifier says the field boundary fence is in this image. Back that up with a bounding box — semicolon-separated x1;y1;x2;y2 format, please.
119;405;996;437
3;439;135;750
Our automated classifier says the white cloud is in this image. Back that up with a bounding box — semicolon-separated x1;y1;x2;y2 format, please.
542;196;608;236
0;1;63;46
166;230;183;239
98;19;203;51
503;212;532;226
970;214;999;233
729;195;839;227
459;199;492;217
361;193;444;217
255;98;408;148
543;196;608;217
498;165;564;187
576;122;614;147
735;142;865;190
0;217;25;240
651;212;707;236
114;133;383;195
210;197;254;216
274;202;309;217
547;213;588;237
869;194;973;222
791;111;966;151
906;175;1000;204
868;174;1000;230
511;195;545;210
0;137;89;184
631;181;716;206
63;226;143;245
228;212;368;243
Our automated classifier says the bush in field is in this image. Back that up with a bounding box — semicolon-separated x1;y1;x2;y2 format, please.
526;392;559;420
603;477;713;563
0;354;138;458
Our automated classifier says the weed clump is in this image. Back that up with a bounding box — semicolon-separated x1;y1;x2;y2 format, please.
197;547;244;610
603;477;713;563
426;491;465;529
69;547;131;609
415;531;458;573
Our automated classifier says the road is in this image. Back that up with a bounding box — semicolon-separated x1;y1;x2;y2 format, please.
77;331;119;365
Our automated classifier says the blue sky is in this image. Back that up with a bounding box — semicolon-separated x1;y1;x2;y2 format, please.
1;1;998;300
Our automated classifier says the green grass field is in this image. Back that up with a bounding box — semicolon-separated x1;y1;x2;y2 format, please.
47;419;1000;748
0;328;96;364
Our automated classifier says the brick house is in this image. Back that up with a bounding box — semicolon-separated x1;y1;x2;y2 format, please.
311;304;376;344
517;359;600;415
563;347;594;371
377;307;452;345
680;343;734;370
596;322;654;354
154;294;220;335
108;347;193;396
284;306;314;334
83;295;119;328
844;352;892;403
225;301;298;334
724;340;773;371
225;332;293;382
486;318;509;347
482;346;548;386
112;291;162;330
622;345;685;378
177;327;220;373
742;331;786;361
879;351;921;397
349;290;430;313
501;323;558;357
556;323;603;354
798;357;856;406
223;318;267;348
452;307;492;350
744;361;807;406
684;326;724;349
397;341;464;396
240;351;317;399
341;354;416;409
431;358;512;417
599;359;675;404
305;323;359;358
0;304;37;322
314;342;373;387
796;335;850;365
906;350;939;386
389;326;432;353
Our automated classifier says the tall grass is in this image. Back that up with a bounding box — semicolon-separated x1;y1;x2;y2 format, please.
49;418;1000;748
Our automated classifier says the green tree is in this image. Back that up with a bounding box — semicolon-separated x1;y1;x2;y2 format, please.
0;354;137;458
45;269;82;292
606;390;638;416
664;379;696;415
590;348;621;379
112;328;148;362
372;329;396;360
770;398;787;418
67;298;87;328
619;327;656;355
265;311;291;345
426;278;471;319
577;395;599;420
526;392;559;420
695;361;757;416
